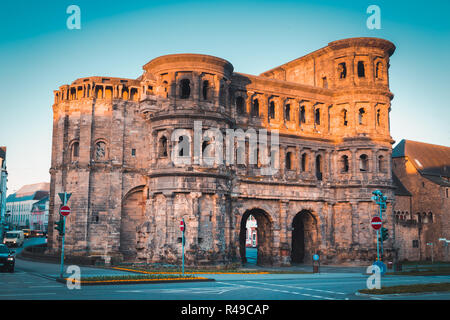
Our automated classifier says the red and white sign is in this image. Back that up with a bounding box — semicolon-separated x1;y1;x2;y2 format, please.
180;220;185;232
371;216;382;230
60;205;71;217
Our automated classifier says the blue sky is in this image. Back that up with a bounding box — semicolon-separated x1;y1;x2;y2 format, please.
0;0;449;193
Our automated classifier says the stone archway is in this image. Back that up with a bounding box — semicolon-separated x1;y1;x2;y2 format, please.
291;210;318;264
120;186;145;261
239;208;273;266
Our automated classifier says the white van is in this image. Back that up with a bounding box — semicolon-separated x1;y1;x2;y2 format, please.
3;231;25;247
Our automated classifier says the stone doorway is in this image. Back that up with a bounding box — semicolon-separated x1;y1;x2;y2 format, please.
239;208;272;266
291;210;318;264
120;187;145;261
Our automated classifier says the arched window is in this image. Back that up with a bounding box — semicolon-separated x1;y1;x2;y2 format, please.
378;155;384;173
357;61;365;77
286;152;293;170
338;62;347;79
95;141;107;160
359;154;368;172
285;104;291;121
180;79;190;99
315;108;320;125
178;135;190;157
299;106;306;124
236;96;245;114
252;99;259;117
71;142;79;161
375;62;383;79
269;101;276;119
202;80;209;100
341;155;349;173
358;108;365;125
376;109;381;126
428;212;433;223
301;153;308;172
162;81;169;97
316;155;323;180
159;136;168;157
342;109;348;126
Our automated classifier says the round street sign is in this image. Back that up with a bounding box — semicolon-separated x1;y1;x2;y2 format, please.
60;205;71;217
180;220;185;232
371;216;382;230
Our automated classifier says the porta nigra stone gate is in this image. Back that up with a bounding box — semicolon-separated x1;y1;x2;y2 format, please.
48;37;397;266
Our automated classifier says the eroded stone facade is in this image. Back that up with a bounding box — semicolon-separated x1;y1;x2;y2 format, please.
48;37;397;266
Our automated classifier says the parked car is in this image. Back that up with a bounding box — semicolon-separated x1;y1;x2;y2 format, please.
3;231;25;247
0;244;15;272
31;230;44;237
22;229;31;238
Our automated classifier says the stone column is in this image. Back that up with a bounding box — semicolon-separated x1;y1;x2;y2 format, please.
279;200;290;266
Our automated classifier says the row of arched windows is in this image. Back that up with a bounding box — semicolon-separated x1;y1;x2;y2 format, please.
235;97;384;128
395;211;433;224
337;61;384;80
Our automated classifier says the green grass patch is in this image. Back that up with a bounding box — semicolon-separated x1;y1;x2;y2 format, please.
359;282;450;295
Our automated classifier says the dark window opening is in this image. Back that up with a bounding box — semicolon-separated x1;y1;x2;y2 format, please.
315;109;320;125
72;142;79;159
202;80;209;100
357;61;365;77
359;154;368;172
377;109;381;126
131;149;136;156
252;99;259;117
338;63;347;79
285;104;291;121
180;79;190;99
300;106;306;124
378;155;384;172
358;108;365;125
322;77;328;88
286;152;293;170
178;136;190;157
159;136;168;157
412;240;419;248
316;155;322;180
375;62;383;79
342;155;349;173
236;96;245;114
342;109;348;126
269;101;275;119
301;153;308;172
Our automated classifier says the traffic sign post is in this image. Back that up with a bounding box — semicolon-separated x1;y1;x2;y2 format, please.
57;192;71;279
371;216;382;261
371;190;387;262
180;219;185;276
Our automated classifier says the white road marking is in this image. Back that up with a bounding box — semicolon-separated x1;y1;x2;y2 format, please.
29;285;61;288
115;290;144;293
246;280;346;295
217;281;336;300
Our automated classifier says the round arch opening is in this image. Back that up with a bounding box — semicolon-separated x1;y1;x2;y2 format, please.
291;210;318;264
239;208;273;266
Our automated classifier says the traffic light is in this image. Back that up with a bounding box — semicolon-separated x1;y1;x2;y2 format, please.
380;227;389;241
54;219;64;236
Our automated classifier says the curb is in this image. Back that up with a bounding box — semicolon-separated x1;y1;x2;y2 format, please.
111;266;270;275
56;277;215;286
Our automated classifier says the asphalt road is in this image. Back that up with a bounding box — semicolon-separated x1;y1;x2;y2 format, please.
1;239;449;300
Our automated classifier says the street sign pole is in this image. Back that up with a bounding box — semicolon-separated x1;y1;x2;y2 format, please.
379;203;383;258
376;230;380;261
57;192;71;279
181;218;185;277
60;215;66;279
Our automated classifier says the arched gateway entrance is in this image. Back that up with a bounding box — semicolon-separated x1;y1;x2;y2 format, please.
291;210;318;264
239;208;272;266
120;186;145;261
